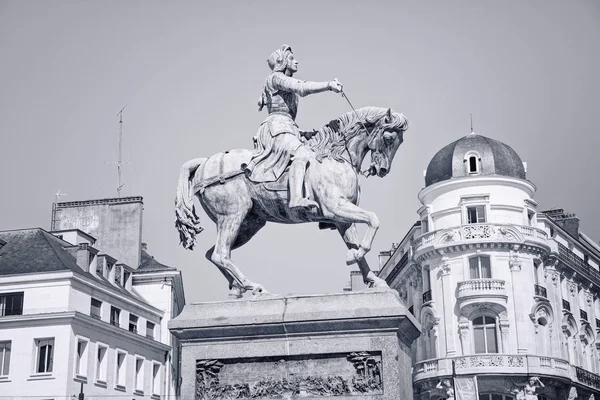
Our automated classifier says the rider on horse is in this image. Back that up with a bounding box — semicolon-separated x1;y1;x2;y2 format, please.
244;44;344;209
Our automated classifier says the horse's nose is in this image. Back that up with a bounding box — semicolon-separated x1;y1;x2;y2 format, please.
378;167;388;177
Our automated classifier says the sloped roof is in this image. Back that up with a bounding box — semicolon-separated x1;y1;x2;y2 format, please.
135;249;177;274
0;228;139;300
0;229;82;275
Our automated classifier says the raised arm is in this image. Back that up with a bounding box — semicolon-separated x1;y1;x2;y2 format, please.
270;73;342;97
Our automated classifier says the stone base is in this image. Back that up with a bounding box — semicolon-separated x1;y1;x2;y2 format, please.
169;289;419;399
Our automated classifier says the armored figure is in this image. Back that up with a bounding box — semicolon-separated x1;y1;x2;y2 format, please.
244;44;343;209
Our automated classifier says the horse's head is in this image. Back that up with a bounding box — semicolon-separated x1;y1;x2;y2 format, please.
365;108;408;177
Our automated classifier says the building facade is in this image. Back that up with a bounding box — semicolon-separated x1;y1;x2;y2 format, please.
0;197;185;400
349;132;600;399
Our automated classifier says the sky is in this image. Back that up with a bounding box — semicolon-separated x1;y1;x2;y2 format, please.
1;1;599;304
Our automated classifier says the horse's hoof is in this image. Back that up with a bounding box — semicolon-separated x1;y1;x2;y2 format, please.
229;285;245;299
251;285;268;296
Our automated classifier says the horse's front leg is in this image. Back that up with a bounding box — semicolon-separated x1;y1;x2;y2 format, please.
337;223;389;288
328;199;379;264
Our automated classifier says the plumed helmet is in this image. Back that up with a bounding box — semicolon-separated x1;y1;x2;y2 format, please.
267;44;293;72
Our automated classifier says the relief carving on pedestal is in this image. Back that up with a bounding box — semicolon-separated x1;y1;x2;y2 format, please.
195;352;383;399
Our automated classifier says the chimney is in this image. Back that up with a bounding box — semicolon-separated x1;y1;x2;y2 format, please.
556;214;580;238
77;243;91;272
379;250;392;270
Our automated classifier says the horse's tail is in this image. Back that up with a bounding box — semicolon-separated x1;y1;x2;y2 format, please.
175;158;206;250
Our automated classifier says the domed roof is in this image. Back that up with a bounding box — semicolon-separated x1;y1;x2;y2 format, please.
425;132;526;187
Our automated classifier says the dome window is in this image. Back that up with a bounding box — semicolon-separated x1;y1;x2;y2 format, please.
468;156;478;173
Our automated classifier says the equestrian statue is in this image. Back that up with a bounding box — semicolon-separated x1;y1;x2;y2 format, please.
175;45;408;298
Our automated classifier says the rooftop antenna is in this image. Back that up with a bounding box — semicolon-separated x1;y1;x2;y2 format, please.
51;189;68;230
470;113;474;133
54;188;68;204
106;105;131;197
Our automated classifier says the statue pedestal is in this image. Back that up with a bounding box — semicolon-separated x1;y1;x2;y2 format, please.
169;289;419;399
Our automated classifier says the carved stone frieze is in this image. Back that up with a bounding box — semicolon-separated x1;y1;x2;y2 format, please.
195;352;383;399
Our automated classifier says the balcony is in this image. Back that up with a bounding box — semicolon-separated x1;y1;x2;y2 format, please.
557;243;600;287
456;279;507;315
534;284;547;298
413;355;571;383
581;310;588;321
414;223;549;259
423;290;432;303
576;367;600;391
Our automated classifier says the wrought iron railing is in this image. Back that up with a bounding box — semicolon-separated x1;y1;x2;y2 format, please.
534;284;547;298
576;366;600;390
423;290;432;303
562;299;571;312
558;243;600;287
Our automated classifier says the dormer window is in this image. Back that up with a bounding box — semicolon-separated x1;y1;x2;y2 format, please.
464;152;481;175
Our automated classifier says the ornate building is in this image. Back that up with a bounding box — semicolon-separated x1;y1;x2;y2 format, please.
0;197;185;400
350;132;600;399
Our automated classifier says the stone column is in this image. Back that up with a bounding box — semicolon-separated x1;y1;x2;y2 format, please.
509;246;527;354
440;257;456;356
543;257;562;358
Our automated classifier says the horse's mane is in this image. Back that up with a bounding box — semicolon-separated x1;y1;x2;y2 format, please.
306;107;408;163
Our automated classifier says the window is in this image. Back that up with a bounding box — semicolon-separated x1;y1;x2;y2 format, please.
115;265;122;286
469;256;491;279
96;259;103;276
479;395;514;400
467;206;486;224
0;341;11;376
473;316;498;354
146;321;155;339
95;343;108;383
0;292;24;316
152;362;161;395
35;338;54;374
110;306;121;327
124;271;131;288
135;357;144;392
75;338;88;377
468;155;478;173
421;218;429;233
90;298;102;320
129;314;138;333
115;350;126;388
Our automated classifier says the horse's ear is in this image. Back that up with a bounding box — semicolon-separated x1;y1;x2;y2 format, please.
386;108;392;122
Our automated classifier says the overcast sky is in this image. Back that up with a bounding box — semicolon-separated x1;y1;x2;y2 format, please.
1;1;599;303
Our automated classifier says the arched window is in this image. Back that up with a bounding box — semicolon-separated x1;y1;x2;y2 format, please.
469;256;491;279
473;316;498;354
468;156;478;173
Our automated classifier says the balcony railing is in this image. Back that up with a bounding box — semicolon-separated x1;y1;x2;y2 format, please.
581;310;588;321
558;243;600;287
423;290;432;303
576;367;600;390
562;299;571;312
414;223;548;256
534;284;547;298
457;279;506;297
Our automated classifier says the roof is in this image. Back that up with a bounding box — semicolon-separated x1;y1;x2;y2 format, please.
135;249;177;274
0;228;138;299
0;229;83;275
425;132;526;187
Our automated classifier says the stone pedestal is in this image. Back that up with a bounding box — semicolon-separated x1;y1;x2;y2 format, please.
169;289;420;399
